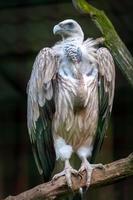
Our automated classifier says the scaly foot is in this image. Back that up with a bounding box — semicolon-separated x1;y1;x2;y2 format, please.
78;158;104;188
52;160;78;188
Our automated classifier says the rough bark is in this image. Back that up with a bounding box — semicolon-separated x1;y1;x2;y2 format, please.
4;153;133;200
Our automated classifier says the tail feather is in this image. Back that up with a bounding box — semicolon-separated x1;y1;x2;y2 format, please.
63;189;86;200
72;193;83;200
63;193;83;200
72;188;87;200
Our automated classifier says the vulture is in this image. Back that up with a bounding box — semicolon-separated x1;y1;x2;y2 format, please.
27;19;115;198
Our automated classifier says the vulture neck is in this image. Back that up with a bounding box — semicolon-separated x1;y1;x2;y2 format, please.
62;34;84;45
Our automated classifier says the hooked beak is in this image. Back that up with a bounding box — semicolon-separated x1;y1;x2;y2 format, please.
53;24;62;35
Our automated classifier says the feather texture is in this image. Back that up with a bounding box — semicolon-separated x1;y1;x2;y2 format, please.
27;19;115;188
27;48;58;180
90;47;115;162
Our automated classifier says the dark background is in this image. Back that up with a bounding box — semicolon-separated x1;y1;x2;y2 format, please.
0;0;133;199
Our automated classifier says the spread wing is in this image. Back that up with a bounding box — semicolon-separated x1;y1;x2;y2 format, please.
90;47;115;163
27;47;58;181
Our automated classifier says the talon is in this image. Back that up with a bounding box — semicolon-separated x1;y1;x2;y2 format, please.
91;163;105;170
52;160;78;189
78;171;83;179
52;170;65;181
79;159;104;188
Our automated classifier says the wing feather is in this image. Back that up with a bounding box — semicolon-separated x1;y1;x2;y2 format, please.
27;47;58;180
90;47;115;162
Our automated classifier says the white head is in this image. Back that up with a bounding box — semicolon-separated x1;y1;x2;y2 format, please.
53;19;84;42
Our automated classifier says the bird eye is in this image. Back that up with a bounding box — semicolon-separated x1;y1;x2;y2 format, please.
67;22;74;28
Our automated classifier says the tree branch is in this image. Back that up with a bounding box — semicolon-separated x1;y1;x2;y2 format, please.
72;0;133;86
4;153;133;200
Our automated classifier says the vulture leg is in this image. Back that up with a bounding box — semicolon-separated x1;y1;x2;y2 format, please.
78;157;104;188
52;159;78;188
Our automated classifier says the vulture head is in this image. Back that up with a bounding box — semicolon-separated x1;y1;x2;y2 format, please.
53;19;84;41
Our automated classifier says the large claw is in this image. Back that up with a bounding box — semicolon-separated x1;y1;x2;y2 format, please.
78;158;104;188
52;160;78;188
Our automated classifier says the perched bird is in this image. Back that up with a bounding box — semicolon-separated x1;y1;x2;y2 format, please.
27;19;115;198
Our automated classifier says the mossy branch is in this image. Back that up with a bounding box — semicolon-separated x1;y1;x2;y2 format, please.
72;0;133;86
4;153;133;200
